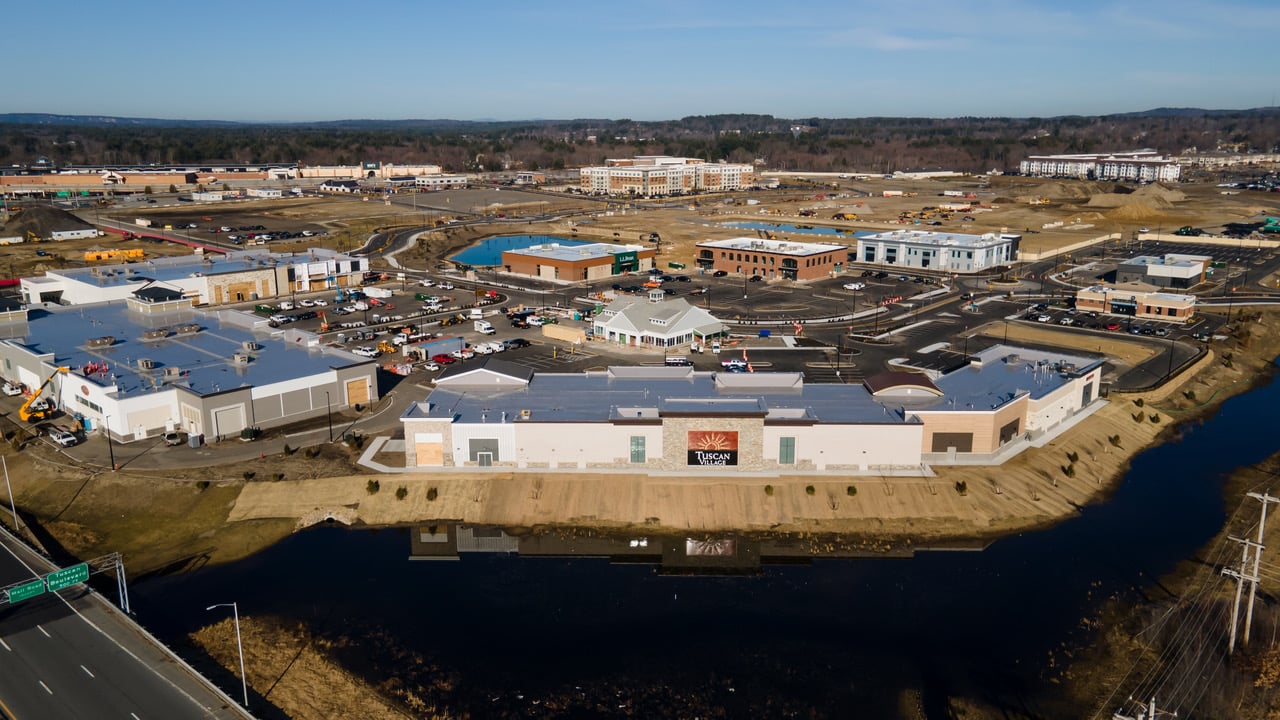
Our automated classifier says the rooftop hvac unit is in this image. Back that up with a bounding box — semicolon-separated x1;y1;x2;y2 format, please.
86;336;116;348
519;409;532;420
241;341;262;352
232;353;251;365
174;324;201;334
1004;353;1021;364
163;366;182;378
137;358;155;370
141;329;170;341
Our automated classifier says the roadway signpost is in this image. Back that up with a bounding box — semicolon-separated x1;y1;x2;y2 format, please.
6;579;45;603
45;562;89;592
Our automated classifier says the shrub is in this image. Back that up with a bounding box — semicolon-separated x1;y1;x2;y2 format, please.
764;484;774;496
395;486;408;501
1132;412;1145;422
366;479;380;495
426;487;438;501
1133;398;1144;407
1061;463;1075;477
282;443;294;456
805;485;816;495
1066;451;1079;464
304;447;319;459
196;480;210;491
1109;434;1123;448
1183;389;1197;401
243;471;256;482
272;472;285;482
846;485;857;497
1149;413;1161;423
954;480;968;496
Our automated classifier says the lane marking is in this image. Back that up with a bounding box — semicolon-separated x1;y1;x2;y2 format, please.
39;680;52;694
0;637;10;651
132;714;141;720
37;625;50;638
81;664;95;678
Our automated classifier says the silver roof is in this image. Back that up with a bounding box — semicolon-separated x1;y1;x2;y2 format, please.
405;344;1101;425
0;302;370;399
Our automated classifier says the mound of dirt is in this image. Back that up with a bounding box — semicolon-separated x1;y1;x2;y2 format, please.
1131;182;1186;203
1105;203;1171;221
1030;181;1115;201
1086;193;1173;210
2;205;93;237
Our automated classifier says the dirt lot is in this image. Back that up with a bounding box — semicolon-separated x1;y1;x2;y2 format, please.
393;177;1280;275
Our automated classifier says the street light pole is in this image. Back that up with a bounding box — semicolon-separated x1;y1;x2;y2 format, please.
206;602;248;708
103;415;116;471
325;391;333;443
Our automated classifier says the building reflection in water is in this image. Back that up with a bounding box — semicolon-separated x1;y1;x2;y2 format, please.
410;523;986;575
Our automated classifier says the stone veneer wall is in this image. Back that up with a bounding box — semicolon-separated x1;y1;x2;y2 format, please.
657;416;765;472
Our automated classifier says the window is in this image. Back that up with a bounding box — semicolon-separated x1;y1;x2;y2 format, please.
779;437;795;464
630;436;646;463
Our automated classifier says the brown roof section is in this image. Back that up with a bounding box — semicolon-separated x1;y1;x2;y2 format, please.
862;371;942;396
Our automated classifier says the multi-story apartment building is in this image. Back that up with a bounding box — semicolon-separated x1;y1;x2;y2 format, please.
580;156;754;197
1019;150;1181;182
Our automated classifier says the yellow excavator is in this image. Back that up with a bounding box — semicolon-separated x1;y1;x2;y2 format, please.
20;367;69;422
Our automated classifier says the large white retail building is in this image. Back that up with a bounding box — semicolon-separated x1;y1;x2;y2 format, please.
400;345;1104;472
20;249;369;307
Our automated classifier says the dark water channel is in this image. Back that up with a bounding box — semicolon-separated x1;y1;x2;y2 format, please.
130;364;1280;717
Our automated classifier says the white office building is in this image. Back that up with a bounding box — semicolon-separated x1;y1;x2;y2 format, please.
856;230;1020;273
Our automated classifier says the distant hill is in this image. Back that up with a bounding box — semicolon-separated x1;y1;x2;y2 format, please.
1;108;1276;175
0;114;244;128
4;108;1277;128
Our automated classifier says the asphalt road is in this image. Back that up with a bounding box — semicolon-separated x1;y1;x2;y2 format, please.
0;531;249;719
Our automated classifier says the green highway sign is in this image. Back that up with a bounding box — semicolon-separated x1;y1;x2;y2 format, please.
6;579;45;603
45;563;89;592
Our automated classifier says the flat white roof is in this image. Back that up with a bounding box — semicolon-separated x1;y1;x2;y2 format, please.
859;229;1017;248
697;237;847;256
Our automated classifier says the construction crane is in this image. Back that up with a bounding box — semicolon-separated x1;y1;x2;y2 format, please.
20;367;69;422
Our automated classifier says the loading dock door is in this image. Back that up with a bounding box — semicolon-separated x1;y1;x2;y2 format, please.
211;406;246;440
346;378;370;406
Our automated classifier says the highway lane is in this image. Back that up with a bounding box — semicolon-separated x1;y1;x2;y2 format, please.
0;533;249;719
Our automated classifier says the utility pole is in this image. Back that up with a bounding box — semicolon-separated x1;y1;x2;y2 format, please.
1244;491;1280;646
1224;534;1262;654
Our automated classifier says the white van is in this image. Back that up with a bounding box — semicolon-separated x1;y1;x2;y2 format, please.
277;301;295;311
470;307;484;320
711;341;721;354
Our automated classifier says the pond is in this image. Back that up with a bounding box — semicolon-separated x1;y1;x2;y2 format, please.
450;235;588;267
129;362;1280;717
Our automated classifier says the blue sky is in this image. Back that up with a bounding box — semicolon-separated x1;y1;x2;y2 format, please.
8;0;1276;122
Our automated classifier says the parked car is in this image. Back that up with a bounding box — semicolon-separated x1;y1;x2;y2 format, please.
712;270;729;277
503;338;532;349
49;429;78;448
352;346;380;358
748;275;764;283
431;354;456;365
843;282;866;291
163;431;185;446
1;382;21;397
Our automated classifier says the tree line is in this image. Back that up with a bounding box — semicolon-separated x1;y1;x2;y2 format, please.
3;110;1277;175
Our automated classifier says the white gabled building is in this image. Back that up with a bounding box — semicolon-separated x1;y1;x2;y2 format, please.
593;292;725;348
